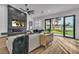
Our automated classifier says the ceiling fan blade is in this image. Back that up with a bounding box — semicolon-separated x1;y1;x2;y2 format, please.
19;8;26;12
19;4;35;15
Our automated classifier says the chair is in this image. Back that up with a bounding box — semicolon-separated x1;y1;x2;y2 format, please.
12;35;29;54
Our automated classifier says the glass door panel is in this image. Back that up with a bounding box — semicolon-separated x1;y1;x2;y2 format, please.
64;15;75;38
51;17;63;36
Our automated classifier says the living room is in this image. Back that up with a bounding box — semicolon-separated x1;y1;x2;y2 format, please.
1;4;79;54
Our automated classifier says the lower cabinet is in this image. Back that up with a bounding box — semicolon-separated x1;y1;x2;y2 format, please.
0;37;9;54
29;34;40;52
40;33;53;48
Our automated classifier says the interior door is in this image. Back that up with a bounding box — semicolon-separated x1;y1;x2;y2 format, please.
64;15;75;38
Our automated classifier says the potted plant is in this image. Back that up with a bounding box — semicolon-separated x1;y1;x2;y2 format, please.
47;28;51;33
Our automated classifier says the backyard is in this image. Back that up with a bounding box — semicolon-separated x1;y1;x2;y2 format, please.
51;26;73;36
45;16;74;37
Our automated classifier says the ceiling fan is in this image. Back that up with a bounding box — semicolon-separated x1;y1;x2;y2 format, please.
20;4;34;15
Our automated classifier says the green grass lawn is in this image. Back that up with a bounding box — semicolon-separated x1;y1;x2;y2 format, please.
51;29;73;36
45;26;73;36
45;27;73;36
65;30;73;35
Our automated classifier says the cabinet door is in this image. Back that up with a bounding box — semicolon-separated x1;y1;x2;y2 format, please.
0;38;9;54
40;34;46;46
29;34;40;52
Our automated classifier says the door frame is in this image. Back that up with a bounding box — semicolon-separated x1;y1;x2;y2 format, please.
63;15;75;39
45;15;75;39
45;19;51;31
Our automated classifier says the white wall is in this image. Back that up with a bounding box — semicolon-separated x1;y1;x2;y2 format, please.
33;19;44;30
34;9;79;39
0;5;8;37
0;4;34;37
27;14;34;30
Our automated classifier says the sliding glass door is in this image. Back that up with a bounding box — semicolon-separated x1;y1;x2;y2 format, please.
51;17;63;36
64;15;75;38
45;15;75;38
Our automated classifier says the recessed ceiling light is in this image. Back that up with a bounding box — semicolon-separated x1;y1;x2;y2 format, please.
41;11;44;13
47;10;51;13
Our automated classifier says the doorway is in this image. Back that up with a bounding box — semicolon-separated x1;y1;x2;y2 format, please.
64;15;75;39
45;19;51;33
45;15;75;39
51;17;63;36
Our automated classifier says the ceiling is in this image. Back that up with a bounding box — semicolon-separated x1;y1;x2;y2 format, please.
27;4;79;18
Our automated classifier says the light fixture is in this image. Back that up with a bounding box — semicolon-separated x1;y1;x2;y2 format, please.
47;10;51;13
20;4;34;15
